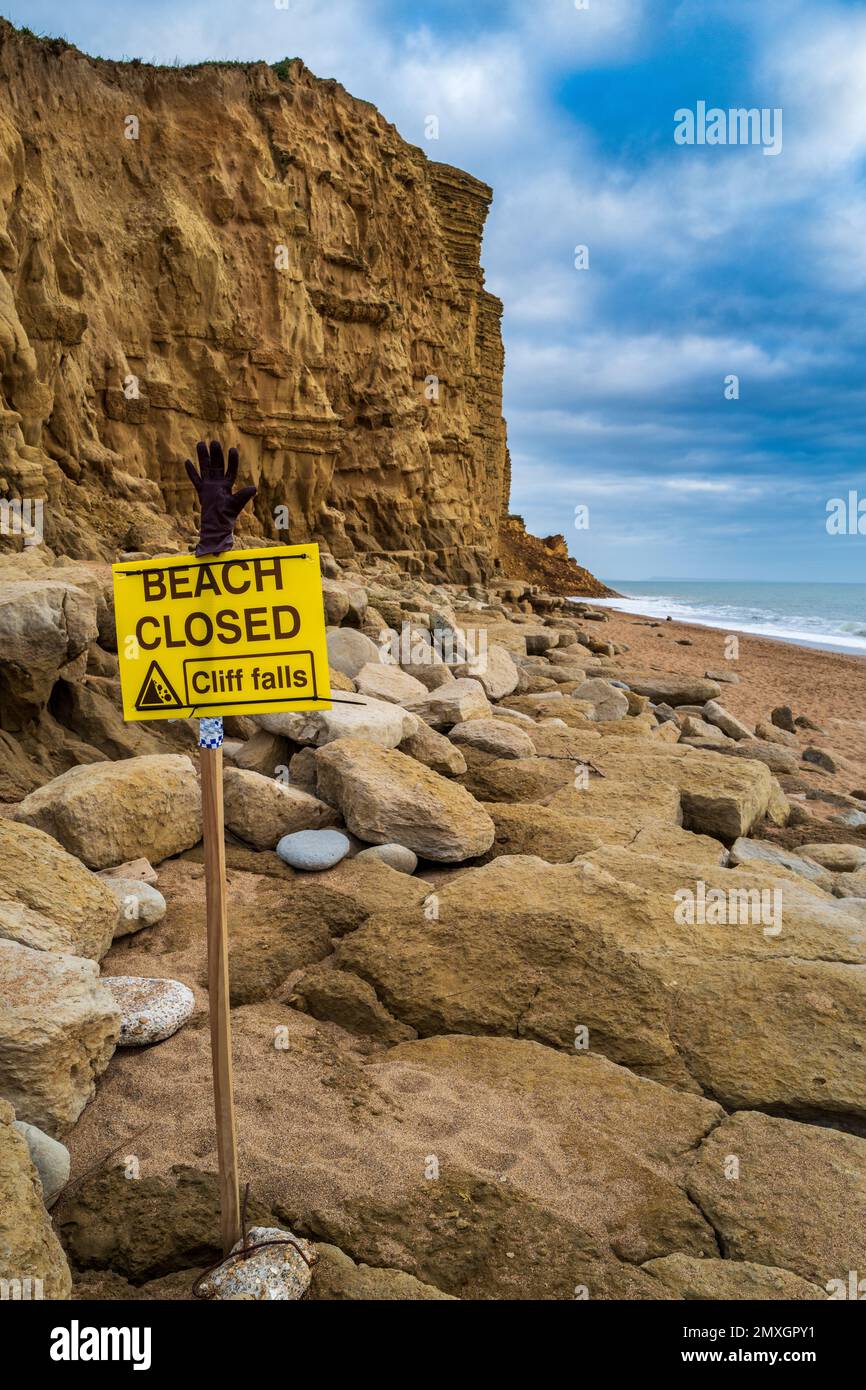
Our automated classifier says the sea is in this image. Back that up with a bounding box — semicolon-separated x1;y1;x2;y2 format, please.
588;581;866;657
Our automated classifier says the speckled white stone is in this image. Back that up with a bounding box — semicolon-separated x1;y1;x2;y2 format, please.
103;976;195;1047
197;1227;318;1301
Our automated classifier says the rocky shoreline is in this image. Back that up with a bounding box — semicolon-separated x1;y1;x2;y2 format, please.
2;546;866;1301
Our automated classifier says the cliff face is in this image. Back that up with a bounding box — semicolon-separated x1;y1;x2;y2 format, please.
0;24;510;580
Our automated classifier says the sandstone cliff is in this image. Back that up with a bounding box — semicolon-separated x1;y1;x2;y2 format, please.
0;23;606;593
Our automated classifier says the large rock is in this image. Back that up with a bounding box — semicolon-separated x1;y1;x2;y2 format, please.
12;755;202;870
477;801;636;863
678;715;726;744
524;630;559;655
573;679;629;722
0;940;120;1136
452;644;519;700
337;856;693;1088
338;844;866;1124
223;768;339;850
326;629;382;678
398;721;467;776
677;752;773;842
320;579;357;625
622;675;722;706
48;677;175;762
702;699;753;741
664;953;866;1126
0;817;118;960
798;842;866;873
701;739;800;777
315;738;495;862
449;718;536;760
54;1165;274;1282
310;1243;454;1300
728;837;834;890
231;729;291;777
405;678;492;730
642;1254;823;1300
0;1100;72;1298
687;1111;866;1288
582;841;866;966
0;578;98;728
354;663;427;705
259;692;416;750
211;869;337;1006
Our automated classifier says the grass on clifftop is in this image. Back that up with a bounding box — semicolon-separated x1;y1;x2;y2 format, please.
3;22;301;77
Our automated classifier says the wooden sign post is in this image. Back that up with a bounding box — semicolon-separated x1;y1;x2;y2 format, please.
199;717;240;1253
112;544;332;1258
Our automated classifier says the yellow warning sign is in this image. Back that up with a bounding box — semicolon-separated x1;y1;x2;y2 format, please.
112;544;332;721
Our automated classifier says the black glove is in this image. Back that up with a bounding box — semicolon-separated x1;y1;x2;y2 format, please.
185;439;257;556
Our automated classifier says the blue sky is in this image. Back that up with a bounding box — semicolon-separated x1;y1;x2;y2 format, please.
8;0;866;582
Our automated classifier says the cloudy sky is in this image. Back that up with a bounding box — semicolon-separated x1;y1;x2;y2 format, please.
9;0;866;583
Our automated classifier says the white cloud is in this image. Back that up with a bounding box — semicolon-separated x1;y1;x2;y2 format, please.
762;5;866;176
512;0;647;68
507;332;794;401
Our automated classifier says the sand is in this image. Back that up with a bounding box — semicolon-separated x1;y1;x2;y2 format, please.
593;604;866;805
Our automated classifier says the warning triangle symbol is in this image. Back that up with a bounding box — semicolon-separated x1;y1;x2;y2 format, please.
134;660;184;712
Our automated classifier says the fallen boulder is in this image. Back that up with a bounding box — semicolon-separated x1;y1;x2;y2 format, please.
642;1254;823;1300
326;629;381;678
449;718;536;760
797;843;866;873
398;721;467;776
259;692;416;749
702;700;753;741
0;578;98;728
12;755;202;870
687;1111;866;1288
618;675;722;706
405;678;492;730
102;878;167;939
0;817;117;960
223;768;339;850
0;940;120;1136
452;644;519;700
573;679;629;722
354;663;427;705
315;738;495;862
728;838;834;890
